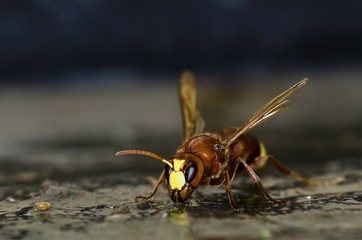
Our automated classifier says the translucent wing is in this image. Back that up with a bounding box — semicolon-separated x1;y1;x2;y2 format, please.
179;71;205;140
225;78;308;148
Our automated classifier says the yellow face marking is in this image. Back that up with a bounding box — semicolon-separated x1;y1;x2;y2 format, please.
173;159;185;171
168;159;186;190
169;171;186;190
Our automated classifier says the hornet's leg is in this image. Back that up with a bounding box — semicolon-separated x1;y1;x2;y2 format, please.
223;170;241;212
238;157;285;205
252;155;321;186
136;170;165;201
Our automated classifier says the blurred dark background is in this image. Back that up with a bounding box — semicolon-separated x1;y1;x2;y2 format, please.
1;1;362;85
0;1;361;184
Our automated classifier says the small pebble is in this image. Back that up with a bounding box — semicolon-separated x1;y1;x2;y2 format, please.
34;202;52;211
6;197;16;203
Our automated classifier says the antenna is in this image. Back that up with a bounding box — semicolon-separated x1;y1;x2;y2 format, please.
115;149;173;168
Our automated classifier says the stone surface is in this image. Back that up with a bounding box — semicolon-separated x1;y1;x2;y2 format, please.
0;71;361;239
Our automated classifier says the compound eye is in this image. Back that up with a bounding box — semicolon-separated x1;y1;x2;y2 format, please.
164;164;172;181
185;165;197;183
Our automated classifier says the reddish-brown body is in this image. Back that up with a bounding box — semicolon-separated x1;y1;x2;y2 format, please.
115;74;314;211
174;129;261;187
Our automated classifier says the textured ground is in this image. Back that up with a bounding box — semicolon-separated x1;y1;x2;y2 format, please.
0;71;361;240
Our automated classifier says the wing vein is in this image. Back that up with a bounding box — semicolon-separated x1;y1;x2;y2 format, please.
225;78;308;148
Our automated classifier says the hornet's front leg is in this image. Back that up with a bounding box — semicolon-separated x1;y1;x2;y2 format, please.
223;171;242;212
136;170;165;201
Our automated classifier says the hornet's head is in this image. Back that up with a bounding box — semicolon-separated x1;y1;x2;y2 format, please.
163;153;204;203
115;149;204;204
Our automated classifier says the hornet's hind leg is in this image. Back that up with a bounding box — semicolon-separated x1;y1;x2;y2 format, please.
252;155;322;186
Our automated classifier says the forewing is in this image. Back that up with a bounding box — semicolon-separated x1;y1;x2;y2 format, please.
179;71;205;140
225;78;308;148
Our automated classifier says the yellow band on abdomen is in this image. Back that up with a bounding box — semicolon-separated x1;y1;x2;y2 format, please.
259;142;267;157
253;142;268;171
